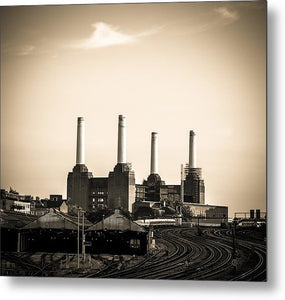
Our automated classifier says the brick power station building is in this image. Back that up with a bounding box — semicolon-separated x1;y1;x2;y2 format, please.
67;115;227;219
67;115;135;213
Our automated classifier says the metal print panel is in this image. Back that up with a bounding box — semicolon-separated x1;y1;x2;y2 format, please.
0;1;266;281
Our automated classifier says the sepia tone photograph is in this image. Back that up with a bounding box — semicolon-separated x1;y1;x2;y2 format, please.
0;1;266;281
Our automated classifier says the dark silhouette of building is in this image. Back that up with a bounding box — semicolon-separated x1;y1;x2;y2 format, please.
183;131;205;204
88;177;108;211
67;117;93;212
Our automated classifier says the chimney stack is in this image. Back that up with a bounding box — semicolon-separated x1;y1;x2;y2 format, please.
189;130;196;168
150;132;158;174
117;115;126;164
76;117;85;165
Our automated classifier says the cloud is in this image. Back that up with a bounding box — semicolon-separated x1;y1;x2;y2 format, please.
2;44;36;56
177;6;240;37
17;45;36;56
214;6;239;25
71;22;162;49
2;23;162;57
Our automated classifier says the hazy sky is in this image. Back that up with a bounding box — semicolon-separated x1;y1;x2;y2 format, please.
0;1;266;217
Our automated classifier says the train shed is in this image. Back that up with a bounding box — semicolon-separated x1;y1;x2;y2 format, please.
86;209;148;255
0;210;37;251
20;209;91;253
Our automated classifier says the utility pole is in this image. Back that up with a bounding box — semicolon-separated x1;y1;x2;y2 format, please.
82;210;86;264
232;220;238;272
232;220;237;256
17;232;21;253
197;216;200;235
180;164;184;204
77;208;80;269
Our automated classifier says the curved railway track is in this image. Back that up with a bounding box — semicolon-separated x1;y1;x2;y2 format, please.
202;229;266;281
89;227;266;281
2;226;266;281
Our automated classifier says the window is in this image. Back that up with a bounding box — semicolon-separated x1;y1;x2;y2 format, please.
130;239;140;248
98;198;104;203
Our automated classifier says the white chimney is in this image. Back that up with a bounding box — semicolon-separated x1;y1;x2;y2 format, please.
189;130;196;168
76;117;85;165
117;115;126;163
150;132;158;174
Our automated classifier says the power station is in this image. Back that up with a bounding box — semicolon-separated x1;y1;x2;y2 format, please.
66;115;227;219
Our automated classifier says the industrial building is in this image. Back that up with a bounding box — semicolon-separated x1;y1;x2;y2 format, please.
0;208;149;255
133;132;180;218
0;210;38;252
1;115;227;225
67;115;135;215
86;209;148;255
88;178;108;211
182;203;228;219
65;115;227;221
183;130;205;204
67;117;93;212
19;209;86;253
0;114;232;259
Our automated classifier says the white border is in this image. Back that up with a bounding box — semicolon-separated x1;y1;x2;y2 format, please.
1;0;284;299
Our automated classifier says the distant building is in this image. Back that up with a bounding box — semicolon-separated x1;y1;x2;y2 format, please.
183;203;228;219
183;166;205;204
0;188;32;214
67;116;135;214
67;164;93;212
30;195;65;216
133;132;181;218
59;200;68;214
183;131;205;204
65;117;227;220
108;162;135;212
88;177;108;211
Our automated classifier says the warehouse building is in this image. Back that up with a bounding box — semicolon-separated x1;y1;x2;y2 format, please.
86;209;148;255
20;209;92;253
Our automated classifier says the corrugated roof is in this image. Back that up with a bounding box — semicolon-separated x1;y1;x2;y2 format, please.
87;210;145;232
22;209;78;230
0;210;38;229
55;210;93;227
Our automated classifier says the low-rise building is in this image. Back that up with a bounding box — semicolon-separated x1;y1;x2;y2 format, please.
0;189;32;214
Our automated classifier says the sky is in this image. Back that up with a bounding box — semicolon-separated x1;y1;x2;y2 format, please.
0;1;266;217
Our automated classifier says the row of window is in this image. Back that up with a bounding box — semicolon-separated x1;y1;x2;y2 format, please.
91;191;106;195
92;198;104;203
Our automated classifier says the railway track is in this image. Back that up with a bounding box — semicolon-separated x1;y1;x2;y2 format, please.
1;252;69;277
2;226;266;281
93;227;266;281
95;227;233;280
202;229;266;281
